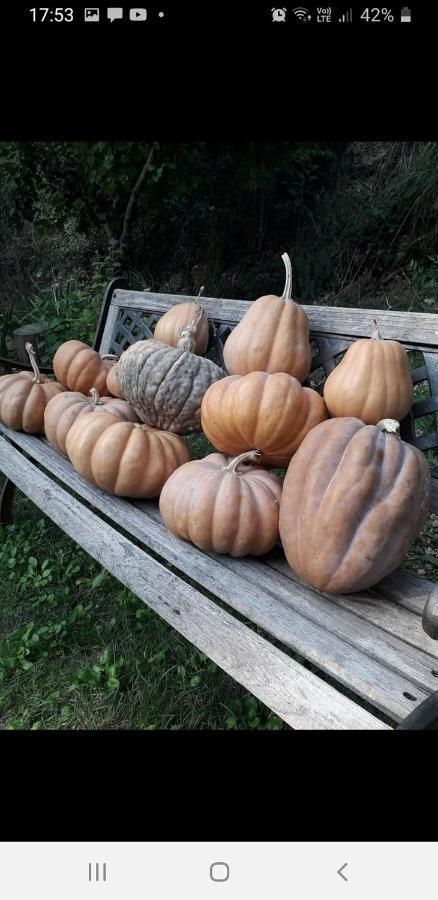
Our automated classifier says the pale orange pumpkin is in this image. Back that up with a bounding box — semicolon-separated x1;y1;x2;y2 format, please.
0;343;64;434
66;413;190;498
106;363;125;399
53;340;117;395
323;320;414;424
159;450;282;557
223;253;312;381
154;288;209;356
201;371;328;467
279;416;431;594
44;387;139;455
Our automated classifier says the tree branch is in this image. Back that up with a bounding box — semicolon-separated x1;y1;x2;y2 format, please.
119;143;158;268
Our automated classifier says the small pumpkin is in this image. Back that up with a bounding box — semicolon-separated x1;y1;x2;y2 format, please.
153;288;209;356
66;413;190;498
106;362;125;399
116;334;224;435
201;371;328;467
53;340;117;396
279;416;431;594
323;320;414;424
44;387;139;456
223;253;312;381
0;343;64;434
159;450;282;557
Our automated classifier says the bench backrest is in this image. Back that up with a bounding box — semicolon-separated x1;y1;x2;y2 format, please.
97;286;438;500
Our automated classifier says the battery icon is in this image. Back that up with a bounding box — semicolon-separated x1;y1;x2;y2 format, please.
400;6;411;21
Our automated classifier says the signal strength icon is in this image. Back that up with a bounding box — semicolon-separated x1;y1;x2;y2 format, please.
338;8;352;21
292;7;311;20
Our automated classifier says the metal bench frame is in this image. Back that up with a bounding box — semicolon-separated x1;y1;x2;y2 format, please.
1;276;438;730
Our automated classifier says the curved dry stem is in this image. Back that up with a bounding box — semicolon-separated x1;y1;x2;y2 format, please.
25;342;42;384
222;450;261;473
89;388;103;406
372;319;382;340
177;305;205;352
101;354;119;362
281;252;293;300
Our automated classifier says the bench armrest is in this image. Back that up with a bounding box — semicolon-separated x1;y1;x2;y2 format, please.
396;690;438;730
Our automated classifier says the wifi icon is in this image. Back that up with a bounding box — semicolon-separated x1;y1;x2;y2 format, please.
292;6;311;19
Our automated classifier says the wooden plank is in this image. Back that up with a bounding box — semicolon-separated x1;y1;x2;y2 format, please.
0;438;388;731
266;557;438;658
373;568;436;616
111;290;438;350
0;427;434;722
99;304;121;356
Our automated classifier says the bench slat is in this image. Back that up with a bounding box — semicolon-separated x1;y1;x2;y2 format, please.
0;437;388;731
108;290;438;350
2;427;436;723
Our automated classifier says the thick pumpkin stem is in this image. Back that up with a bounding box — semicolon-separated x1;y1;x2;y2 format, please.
101;354;119;362
177;305;205;353
281;252;293;301
372;319;382;340
25;342;42;384
89;388;104;406
376;418;400;438
198;286;205;297
223;450;261;473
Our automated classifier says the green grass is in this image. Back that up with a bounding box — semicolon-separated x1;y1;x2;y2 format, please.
0;490;286;731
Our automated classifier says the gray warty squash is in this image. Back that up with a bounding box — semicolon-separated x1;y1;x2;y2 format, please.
116;320;225;434
279;416;431;594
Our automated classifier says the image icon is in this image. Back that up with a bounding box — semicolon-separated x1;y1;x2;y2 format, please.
84;8;100;21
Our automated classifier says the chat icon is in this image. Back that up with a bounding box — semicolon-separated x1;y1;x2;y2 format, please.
107;7;123;21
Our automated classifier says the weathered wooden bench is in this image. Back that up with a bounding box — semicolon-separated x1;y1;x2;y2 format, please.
1;277;438;730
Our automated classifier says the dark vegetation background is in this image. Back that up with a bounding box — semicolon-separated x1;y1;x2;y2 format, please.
0;141;437;730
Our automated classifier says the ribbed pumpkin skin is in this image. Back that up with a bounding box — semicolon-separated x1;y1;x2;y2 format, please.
66;414;190;498
116;339;224;434
0;371;64;434
159;452;282;557
154;303;209;356
223;295;312;381
44;390;139;455
106;364;125;398
323;337;413;424
201;372;328;467
279;417;431;594
53;340;115;395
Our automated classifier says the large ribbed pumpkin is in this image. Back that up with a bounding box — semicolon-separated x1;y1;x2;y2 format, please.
223;253;311;381
66;413;190;498
323;321;413;424
0;343;64;434
201;371;328;467
53;340;116;396
44;387;139;455
154;290;209;356
116;336;224;434
159;450;282;557
279;417;431;594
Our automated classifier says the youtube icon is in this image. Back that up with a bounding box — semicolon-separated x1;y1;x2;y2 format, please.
129;8;147;20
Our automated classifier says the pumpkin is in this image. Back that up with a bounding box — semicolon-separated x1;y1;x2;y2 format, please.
279;416;431;594
66;413;190;498
106;362;125;399
323;320;414;424
0;343;64;434
201;371;328;467
44;387;139;456
153;288;209;356
53;340;117;396
223;253;312;381
159;450;282;557
116;336;224;434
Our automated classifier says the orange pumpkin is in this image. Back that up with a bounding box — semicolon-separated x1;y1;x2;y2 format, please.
66;413;190;498
201;371;328;467
159;450;282;557
223;253;312;381
53;340;116;395
323;320;414;424
0;343;64;434
44;387;139;455
279;417;431;594
106;362;125;399
154;289;209;356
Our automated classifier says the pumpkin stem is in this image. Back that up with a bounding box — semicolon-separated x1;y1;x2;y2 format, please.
177;305;205;353
376;418;401;438
281;252;293;301
198;286;205;297
89;388;104;406
101;354;119;362
222;450;261;473
25;342;42;384
372;319;382;340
